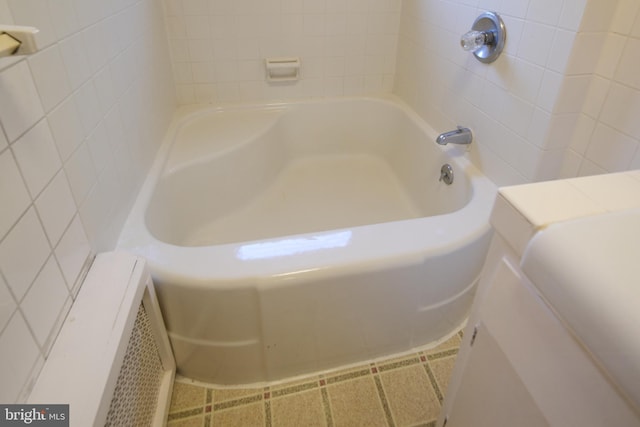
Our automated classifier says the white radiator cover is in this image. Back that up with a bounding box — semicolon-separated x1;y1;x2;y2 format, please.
28;252;175;427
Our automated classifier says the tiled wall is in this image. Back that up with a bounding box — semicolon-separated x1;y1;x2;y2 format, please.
394;0;640;187
163;0;401;104
0;0;175;403
561;0;640;177
394;0;593;187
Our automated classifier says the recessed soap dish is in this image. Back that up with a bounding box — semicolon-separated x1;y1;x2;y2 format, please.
460;11;506;64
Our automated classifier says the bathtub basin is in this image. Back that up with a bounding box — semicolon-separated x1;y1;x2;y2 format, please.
118;96;497;386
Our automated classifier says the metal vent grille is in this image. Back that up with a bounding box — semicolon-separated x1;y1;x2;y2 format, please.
105;302;164;426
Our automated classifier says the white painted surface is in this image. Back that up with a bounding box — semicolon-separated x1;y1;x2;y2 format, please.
523;208;640;410
28;252;175;427
441;172;640;426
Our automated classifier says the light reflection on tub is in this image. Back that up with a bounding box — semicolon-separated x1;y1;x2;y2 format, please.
237;231;353;261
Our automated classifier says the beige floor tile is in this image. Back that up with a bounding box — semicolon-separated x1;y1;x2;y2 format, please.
380;365;440;426
167;415;206;427
170;382;207;412
213;387;262;403
211;402;264;427
429;356;457;398
271;388;327;427
327;376;387;427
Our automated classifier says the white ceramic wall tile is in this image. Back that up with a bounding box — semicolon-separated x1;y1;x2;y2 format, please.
82;24;109;75
58;32;93;91
580;0;617;32
582;75;610;119
85;122;113;175
544;113;579;151
0;61;45;143
559;0;587;31
74;82;103;137
79;178;112;252
565;32;604;76
596;33;626;80
527;0;564;26
0;0;176;404
500;0;531;19
632;8;640;38
28;46;72;113
570;113;596;154
611;0;640;35
20;256;70;350
0;275;16;334
547;29;577;74
0;127;7;152
0;150;31;240
576;158;607;176
0;0;13;22
64;143;97;206
554;75;590;113
47;97;86;162
91;69;117;115
34;171;77;246
0;312;42;403
12;119;62;198
536;70;563;113
630;149;640;170
164;0;399;104
54;216;91;293
47;0;80;40
613;36;640;89
559;148;582;178
585;124;638;172
0;208;50;301
600;83;640;138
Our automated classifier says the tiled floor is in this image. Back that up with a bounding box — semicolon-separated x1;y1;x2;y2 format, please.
166;331;462;427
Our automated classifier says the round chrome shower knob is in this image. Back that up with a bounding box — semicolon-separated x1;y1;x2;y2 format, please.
461;11;506;64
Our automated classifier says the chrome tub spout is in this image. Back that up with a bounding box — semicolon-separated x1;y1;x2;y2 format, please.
436;127;473;145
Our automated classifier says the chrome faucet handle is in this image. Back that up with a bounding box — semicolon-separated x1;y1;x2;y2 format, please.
460;30;494;52
461;11;506;63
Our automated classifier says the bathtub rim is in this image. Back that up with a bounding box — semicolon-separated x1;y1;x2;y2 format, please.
117;95;497;288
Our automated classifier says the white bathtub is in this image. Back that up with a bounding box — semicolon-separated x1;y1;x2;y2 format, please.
118;96;497;386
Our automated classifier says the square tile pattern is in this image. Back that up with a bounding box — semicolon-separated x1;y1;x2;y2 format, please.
167;332;461;427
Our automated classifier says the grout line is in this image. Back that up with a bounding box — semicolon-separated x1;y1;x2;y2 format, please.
423;362;444;405
377;356;421;372
271;381;318;398
325;368;370;384
213;393;263;411
427;348;458;361
264;400;272;427
167;407;203;421
320;385;334;427
373;375;395;427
